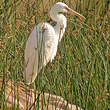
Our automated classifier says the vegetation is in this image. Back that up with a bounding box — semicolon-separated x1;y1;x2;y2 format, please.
0;0;110;109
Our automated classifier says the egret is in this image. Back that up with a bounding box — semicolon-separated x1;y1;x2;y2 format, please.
24;2;85;84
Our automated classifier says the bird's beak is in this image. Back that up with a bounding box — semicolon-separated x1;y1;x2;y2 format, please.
66;7;86;20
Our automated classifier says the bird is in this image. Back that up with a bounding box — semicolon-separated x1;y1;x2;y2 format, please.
24;2;85;84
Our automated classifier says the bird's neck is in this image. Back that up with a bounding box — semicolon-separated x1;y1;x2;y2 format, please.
53;14;67;42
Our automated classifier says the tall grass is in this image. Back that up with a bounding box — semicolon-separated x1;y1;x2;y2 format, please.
0;0;110;110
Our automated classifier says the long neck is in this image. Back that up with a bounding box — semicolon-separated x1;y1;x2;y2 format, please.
50;12;67;42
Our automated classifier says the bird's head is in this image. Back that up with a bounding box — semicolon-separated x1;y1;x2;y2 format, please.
50;2;85;22
51;2;69;14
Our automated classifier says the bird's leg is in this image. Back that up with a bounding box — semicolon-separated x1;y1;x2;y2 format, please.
33;81;37;108
33;81;36;90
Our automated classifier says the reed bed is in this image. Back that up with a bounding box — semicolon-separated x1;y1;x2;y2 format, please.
0;0;110;110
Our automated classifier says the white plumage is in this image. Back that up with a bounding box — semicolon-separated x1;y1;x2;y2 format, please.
24;2;85;84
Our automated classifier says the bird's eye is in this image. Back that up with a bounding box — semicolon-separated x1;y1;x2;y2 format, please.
63;8;68;12
58;7;68;14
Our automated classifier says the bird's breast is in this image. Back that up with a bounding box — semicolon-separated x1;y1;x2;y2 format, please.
37;23;59;66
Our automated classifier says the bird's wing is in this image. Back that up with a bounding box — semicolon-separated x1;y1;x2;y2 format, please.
24;23;57;84
24;25;39;84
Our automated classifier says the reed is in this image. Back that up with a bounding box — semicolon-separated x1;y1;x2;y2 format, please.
0;0;110;109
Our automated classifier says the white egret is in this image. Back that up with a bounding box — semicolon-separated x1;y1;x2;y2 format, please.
24;2;85;84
